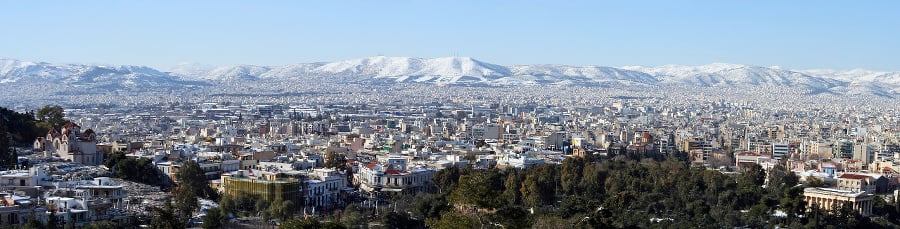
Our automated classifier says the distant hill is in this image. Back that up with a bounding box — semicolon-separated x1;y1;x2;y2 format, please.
1;57;899;97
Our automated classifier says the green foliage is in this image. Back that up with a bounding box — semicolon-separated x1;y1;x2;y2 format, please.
84;221;119;229
766;164;800;200
322;221;349;229
500;169;524;205
47;210;59;229
0;106;44;144
325;151;348;169
107;154;165;186
173;185;199;225
178;160;216;199
520;164;557;208
281;218;322;229
560;156;586;195
340;204;370;228
489;206;533;228
419;154;899;228
805;176;825;187
202;207;225;229
739;164;766;186
780;186;807;218
433;166;463;194
266;199;294;221
414;193;450;220
151;198;184;229
18;217;45;229
425;209;480;229
219;191;258;216
0;120;11;169
450;168;503;209
380;211;422;229
36;105;67;130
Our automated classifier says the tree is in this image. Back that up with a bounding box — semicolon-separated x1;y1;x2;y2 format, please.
381;211;422;229
561;157;585;195
202;207;225;229
324;151;347;169
805;176;825;187
739;164;766;187
426;210;479;229
340;204;369;228
500;169;524;205
173;184;199;223
433;166;462;194
112;157;165;186
0;107;43;144
151;198;183;229
0;119;11;168
450;169;502;209
280;218;321;229
322;221;348;229
36;105;67;129
415;194;450;220
85;221;119;229
766;164;798;200
490;206;533;228
20;217;45;229
779;186;806;219
267;199;294;221
177;160;214;199
521;165;557;208
47;209;59;229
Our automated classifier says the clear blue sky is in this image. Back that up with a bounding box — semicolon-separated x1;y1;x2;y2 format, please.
1;1;898;71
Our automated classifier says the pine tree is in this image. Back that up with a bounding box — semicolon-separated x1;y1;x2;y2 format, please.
0;119;10;169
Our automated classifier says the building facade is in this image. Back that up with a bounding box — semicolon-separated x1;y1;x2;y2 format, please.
802;187;873;217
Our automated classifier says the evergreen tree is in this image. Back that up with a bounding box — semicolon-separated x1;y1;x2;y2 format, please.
36;105;67;129
202;207;225;229
0;119;10;168
151;199;183;229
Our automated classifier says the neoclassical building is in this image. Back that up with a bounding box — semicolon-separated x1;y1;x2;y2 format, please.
34;122;103;166
803;187;873;216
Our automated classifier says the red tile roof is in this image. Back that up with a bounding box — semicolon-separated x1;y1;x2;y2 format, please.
838;173;870;180
63;122;80;128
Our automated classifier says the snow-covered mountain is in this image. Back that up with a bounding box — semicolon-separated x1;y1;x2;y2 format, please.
0;58;203;88
1;58;75;83
167;56;658;85
620;63;843;89
3;57;900;97
509;65;658;85
313;56;511;83
798;69;900;96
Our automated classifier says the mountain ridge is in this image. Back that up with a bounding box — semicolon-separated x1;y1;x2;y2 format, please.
2;56;899;97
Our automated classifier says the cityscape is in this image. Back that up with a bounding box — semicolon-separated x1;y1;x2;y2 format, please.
2;1;900;229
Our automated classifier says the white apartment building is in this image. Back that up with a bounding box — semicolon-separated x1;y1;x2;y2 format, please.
303;169;347;208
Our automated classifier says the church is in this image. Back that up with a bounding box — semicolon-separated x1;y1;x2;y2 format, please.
33;122;104;166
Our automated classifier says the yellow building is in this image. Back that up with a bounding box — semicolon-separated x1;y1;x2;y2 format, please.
221;170;301;204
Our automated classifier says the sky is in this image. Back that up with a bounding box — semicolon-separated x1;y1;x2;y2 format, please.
1;1;898;71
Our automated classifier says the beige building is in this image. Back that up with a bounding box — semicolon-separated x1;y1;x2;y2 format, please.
836;173;876;193
802;187;873;216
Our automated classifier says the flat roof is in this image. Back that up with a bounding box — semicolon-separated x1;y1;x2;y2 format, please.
804;187;871;198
